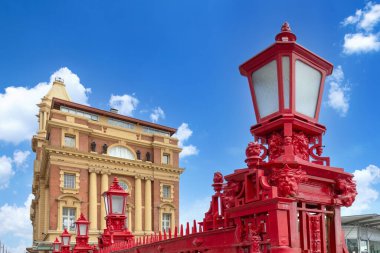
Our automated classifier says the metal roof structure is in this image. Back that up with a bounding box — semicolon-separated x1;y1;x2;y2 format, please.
342;214;380;228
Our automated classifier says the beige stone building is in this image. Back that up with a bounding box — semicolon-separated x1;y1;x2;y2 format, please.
30;78;184;251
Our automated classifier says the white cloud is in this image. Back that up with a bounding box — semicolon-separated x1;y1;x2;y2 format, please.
9;241;31;253
326;65;350;116
342;9;363;26
0;156;14;189
13;150;31;168
180;196;210;225
109;94;139;116
174;123;193;142
150;107;165;123
342;2;380;54
358;2;380;31
181;145;199;158
0;84;49;144
173;123;199;158
0;67;90;144
343;33;380;54
342;165;380;215
0;194;33;241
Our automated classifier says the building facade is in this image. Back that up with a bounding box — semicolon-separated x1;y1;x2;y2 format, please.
30;78;183;250
343;214;380;253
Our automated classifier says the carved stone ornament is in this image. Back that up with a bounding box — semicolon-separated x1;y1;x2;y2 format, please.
268;132;284;160
270;164;307;197
90;141;96;152
335;177;357;207
102;143;108;154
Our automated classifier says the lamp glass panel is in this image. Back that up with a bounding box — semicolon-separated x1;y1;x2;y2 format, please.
79;223;87;235
295;60;322;118
252;60;279;118
103;195;109;215
282;56;290;109
54;244;60;251
111;195;124;214
62;237;69;245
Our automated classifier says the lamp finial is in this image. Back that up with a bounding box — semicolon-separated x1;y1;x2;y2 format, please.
275;22;296;42
281;22;291;32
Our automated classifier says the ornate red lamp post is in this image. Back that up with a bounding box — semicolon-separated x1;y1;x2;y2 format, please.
240;22;333;145
52;237;61;253
232;22;358;253
98;177;133;248
60;228;72;253
72;213;93;253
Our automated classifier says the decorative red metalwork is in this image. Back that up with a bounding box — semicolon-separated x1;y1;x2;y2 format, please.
62;22;358;253
98;177;133;248
72;214;93;253
60;228;71;253
52;237;61;253
335;177;358;207
269;164;307;197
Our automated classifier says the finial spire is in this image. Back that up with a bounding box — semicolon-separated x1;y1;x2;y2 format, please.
281;22;291;32
275;22;296;42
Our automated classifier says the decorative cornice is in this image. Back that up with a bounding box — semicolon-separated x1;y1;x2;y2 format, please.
44;146;185;175
49;109;181;149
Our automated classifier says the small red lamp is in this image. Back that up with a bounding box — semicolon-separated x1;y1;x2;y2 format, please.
75;213;90;237
52;237;61;253
102;177;127;216
98;177;133;248
72;213;92;253
60;228;71;253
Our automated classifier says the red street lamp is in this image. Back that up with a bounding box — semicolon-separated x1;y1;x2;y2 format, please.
98;177;133;248
60;228;71;253
52;237;61;253
240;22;333;125
75;213;90;237
73;213;92;253
103;177;127;216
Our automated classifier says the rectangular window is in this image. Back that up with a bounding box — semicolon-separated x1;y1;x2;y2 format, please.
62;207;76;231
162;154;170;165
162;213;171;232
108;118;135;129
142;127;170;136
60;106;99;121
64;173;76;189
64;135;76;148
163;185;171;199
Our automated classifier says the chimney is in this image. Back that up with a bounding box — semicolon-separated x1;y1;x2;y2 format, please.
110;108;118;114
54;77;64;84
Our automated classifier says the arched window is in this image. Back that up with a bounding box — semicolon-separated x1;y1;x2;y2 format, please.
108;146;135;160
119;181;129;192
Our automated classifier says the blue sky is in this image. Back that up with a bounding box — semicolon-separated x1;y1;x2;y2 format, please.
1;1;380;252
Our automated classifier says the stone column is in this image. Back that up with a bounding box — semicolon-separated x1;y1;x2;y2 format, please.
42;111;47;130
39;112;43;131
44;186;49;233
100;172;109;230
89;170;97;230
144;178;152;232
134;176;142;232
